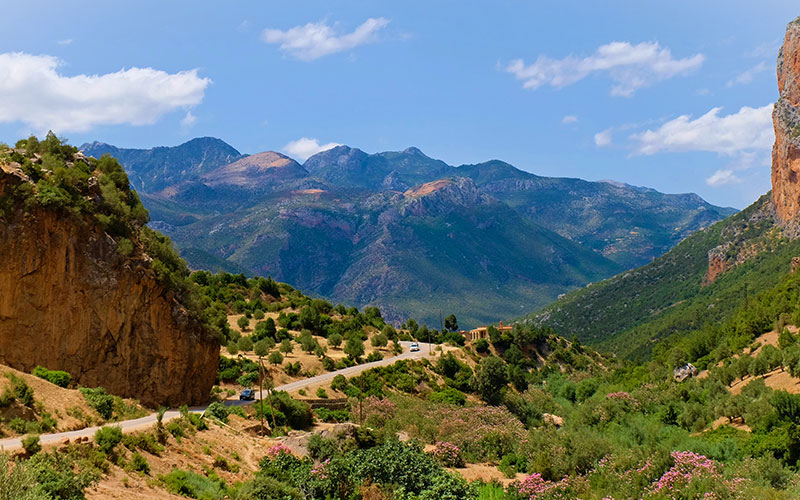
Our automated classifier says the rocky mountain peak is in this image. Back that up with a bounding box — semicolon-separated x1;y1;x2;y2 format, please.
401;177;487;216
202;151;308;188
402;146;425;156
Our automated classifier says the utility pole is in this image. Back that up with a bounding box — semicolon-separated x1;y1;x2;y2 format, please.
259;356;277;433
258;356;265;434
359;375;364;424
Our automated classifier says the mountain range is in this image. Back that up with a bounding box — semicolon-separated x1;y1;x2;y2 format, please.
81;138;736;327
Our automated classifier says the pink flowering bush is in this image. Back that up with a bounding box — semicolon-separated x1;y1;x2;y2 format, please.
310;458;330;480
507;450;755;500
430;405;526;461
430;441;465;468
510;472;588;500
641;451;749;500
266;442;293;458
361;396;396;427
386;395;526;462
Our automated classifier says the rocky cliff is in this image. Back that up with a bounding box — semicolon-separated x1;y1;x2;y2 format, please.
703;17;800;285
772;18;800;222
0;153;218;408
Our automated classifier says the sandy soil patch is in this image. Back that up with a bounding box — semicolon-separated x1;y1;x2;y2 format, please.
452;463;526;486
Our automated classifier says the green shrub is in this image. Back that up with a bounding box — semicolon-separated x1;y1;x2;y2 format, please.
321;356;335;371
229;406;247;419
79;387;114;420
307;434;339;461
366;351;384;362
27;447;101;499
283;362;301;376
5;373;34;407
271;391;313;429
254;339;271;357
128;452;150;474
316;388;328;399
167;421;185;441
213;455;240;473
121;432;164;455
268;351;284;365
21;434;41;455
0;452;48;499
160;467;227;499
94;426;122;455
234;475;302;500
238;336;254;352
206;402;230;423
32;366;71;388
9;417;28;434
237;371;259;388
315;408;351;423
331;374;349;392
429;387;467;406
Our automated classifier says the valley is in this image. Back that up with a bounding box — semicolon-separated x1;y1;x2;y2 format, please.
4;5;800;500
82;140;734;328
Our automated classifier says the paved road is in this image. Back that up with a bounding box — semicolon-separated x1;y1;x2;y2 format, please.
0;342;435;451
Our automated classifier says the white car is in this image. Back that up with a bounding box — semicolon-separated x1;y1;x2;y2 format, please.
410;342;420;352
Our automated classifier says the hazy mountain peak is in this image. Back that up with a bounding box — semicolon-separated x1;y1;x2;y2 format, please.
80;137;243;192
402;146;425;156
201;151;308;188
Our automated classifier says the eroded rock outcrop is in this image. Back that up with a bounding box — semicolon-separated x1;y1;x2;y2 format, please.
0;166;218;408
772;18;800;222
702;195;776;286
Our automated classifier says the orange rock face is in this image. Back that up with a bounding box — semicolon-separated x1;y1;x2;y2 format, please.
703;249;729;286
0;169;219;408
772;19;800;222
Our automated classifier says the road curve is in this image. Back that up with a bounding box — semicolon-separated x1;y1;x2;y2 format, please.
0;342;435;451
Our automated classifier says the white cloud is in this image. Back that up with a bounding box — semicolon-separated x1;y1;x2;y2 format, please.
706;169;742;187
505;41;704;97
262;18;389;61
745;41;780;59
594;129;613;147
283;137;341;161
0;52;210;133
181;111;197;128
726;61;769;87
630;104;774;155
561;115;578;125
57;39;72;46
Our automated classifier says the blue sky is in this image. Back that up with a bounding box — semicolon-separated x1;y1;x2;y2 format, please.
0;1;797;208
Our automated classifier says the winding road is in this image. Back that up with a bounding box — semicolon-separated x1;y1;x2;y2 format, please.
0;342;435;451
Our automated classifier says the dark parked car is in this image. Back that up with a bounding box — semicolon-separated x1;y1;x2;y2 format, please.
239;389;256;401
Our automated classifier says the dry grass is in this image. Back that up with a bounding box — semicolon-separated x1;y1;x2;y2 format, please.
87;414;278;500
0;364;102;435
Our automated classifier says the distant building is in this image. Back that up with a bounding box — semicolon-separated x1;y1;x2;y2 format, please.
673;363;698;382
461;321;513;342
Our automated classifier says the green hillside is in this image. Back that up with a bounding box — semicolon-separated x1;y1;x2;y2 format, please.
529;194;800;360
81;138;734;329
